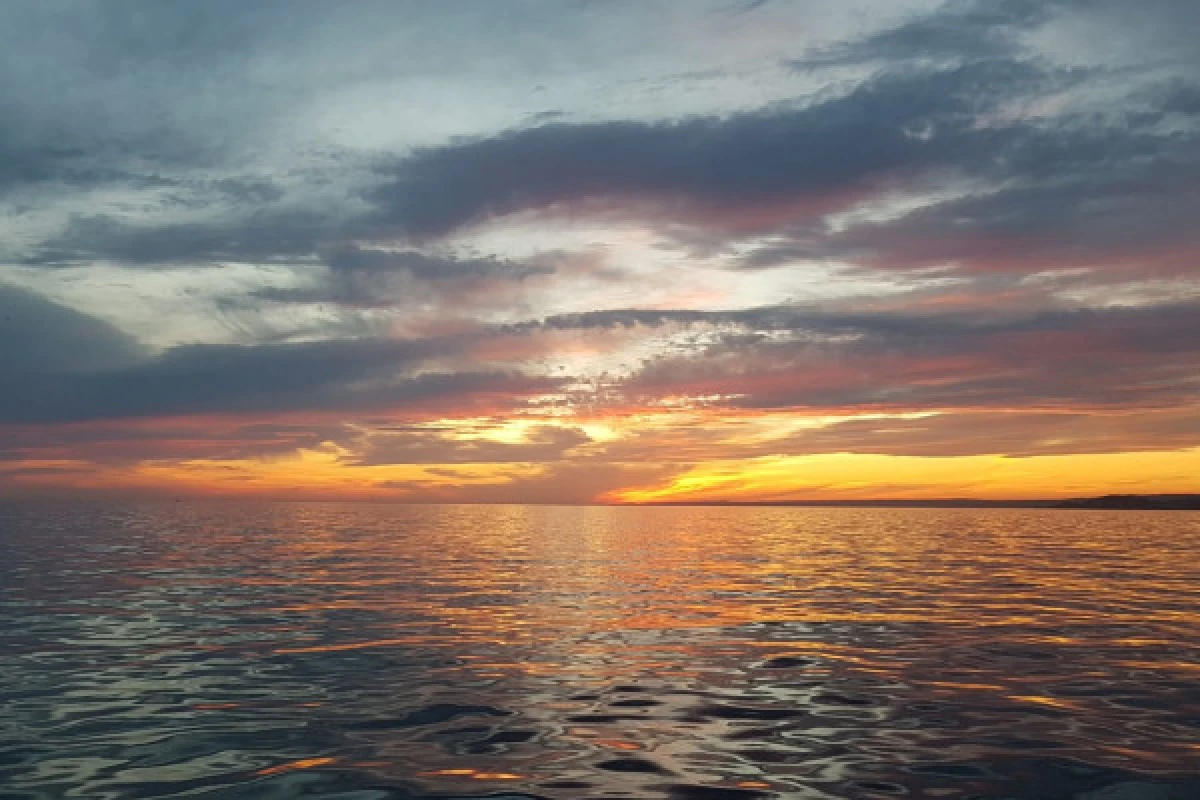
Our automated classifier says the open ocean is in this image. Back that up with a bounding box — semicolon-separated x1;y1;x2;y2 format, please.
1;503;1197;799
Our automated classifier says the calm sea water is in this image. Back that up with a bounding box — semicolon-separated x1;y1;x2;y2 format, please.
1;503;1197;799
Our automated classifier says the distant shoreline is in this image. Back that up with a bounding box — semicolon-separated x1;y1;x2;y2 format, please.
632;494;1200;510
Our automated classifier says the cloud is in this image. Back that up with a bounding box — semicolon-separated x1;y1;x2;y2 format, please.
2;2;1199;498
0;1;310;196
793;0;1056;67
3;352;553;424
366;59;1063;238
738;124;1200;275
778;408;1200;458
353;424;591;465
358;52;1200;288
397;460;690;505
0;419;351;465
243;246;556;309
0;285;145;374
0;287;556;423
25;210;346;267
13;2;1196;292
519;300;1200;413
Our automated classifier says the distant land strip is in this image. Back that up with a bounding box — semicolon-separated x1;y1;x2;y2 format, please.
634;495;1200;510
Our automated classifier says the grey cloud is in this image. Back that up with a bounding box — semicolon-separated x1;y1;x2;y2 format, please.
353;425;591;466
7;0;1197;282
25;210;345;267
0;2;297;195
626;303;1200;412
519;302;1183;340
244;247;556;309
0;421;352;465
517;300;1200;413
328;246;551;282
16;4;1190;286
1;337;411;423
367;59;1060;237
778;408;1200;458
3;352;553;424
0;285;145;375
24;212;555;313
580;406;1200;461
740;151;1200;274
0;0;781;207
794;0;1056;67
345;3;1198;284
0;287;555;423
1160;81;1200;115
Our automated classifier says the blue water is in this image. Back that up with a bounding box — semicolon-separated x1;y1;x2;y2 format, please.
1;503;1197;799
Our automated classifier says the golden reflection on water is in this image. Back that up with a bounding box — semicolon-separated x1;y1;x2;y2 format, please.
0;503;1197;799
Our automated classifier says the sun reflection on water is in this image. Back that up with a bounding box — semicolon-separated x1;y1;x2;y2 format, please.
0;503;1197;798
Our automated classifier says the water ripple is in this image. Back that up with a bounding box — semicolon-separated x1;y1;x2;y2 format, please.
1;503;1197;798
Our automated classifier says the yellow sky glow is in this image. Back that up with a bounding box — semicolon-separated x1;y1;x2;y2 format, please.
605;448;1200;504
8;432;1198;503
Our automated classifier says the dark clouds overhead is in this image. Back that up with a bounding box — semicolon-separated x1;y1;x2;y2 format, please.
2;0;1199;498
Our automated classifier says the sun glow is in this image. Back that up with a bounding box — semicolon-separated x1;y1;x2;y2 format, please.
605;448;1200;504
7;406;1198;504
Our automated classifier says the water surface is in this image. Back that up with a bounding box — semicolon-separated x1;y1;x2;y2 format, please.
1;503;1197;799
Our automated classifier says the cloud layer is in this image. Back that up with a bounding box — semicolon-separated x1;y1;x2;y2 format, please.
3;0;1198;501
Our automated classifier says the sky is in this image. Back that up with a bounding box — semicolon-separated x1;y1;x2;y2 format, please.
2;0;1199;504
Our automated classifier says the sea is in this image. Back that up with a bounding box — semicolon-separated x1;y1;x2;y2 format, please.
1;503;1197;799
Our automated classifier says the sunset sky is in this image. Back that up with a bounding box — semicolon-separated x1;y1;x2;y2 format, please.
2;0;1199;503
